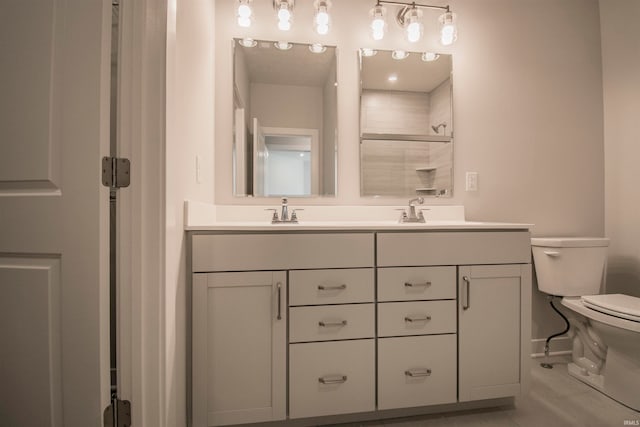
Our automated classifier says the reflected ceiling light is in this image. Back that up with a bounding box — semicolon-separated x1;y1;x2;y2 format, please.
274;0;294;31
238;38;257;48
369;2;387;41
421;52;439;61
361;48;377;57
391;49;409;60
274;41;292;50
388;73;398;82
309;43;327;54
313;0;331;35
369;2;457;46
237;0;253;28
439;11;457;46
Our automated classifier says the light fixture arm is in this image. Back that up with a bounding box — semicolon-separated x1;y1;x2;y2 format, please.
378;0;450;13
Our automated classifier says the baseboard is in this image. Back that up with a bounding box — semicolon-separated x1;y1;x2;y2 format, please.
530;336;572;358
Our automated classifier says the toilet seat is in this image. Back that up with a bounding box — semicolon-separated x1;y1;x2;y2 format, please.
562;297;640;333
582;294;640;322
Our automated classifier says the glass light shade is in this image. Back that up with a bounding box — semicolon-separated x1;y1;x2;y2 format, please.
404;7;423;43
439;11;458;46
315;9;329;26
274;41;292;50
237;2;252;18
278;19;291;31
309;43;326;54
316;23;329;35
369;4;387;41
277;7;291;21
238;38;257;48
360;48;377;57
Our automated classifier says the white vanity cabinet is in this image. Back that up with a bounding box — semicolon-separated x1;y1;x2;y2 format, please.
190;228;531;426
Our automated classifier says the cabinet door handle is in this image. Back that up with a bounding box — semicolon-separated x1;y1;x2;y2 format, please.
405;368;432;378
318;320;347;327
544;250;560;257
404;315;431;323
404;281;432;288
318;375;347;384
317;284;347;291
276;282;282;320
462;276;470;310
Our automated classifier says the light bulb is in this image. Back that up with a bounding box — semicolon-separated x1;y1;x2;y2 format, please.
316;10;329;26
237;16;251;28
316;23;329;35
407;21;422;43
277;7;290;21
278;20;291;31
404;7;423;43
237;4;251;18
309;43;326;54
361;48;377;57
392;50;408;60
372;28;384;41
421;52;439;62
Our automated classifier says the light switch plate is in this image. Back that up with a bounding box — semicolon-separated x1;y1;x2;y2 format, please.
465;172;478;191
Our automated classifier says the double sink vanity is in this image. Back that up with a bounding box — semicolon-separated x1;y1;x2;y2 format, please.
187;202;532;427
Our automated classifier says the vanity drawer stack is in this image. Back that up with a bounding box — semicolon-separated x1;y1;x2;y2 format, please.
288;268;376;419
376;265;458;409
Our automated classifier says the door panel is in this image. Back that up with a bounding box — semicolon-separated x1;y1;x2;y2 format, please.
0;1;111;425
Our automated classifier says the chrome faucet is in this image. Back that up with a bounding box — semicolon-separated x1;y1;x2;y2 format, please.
266;197;301;224
398;197;427;223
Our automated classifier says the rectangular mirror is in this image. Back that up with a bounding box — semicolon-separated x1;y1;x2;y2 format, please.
233;39;337;198
359;49;453;197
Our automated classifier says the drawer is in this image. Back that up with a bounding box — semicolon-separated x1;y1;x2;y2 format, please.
192;233;374;272
378;266;456;302
378;300;456;337
377;231;531;267
289;340;375;419
290;304;374;343
378;335;457;410
290;268;374;305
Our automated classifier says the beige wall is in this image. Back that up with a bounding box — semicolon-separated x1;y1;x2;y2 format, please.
165;1;215;425
212;0;605;340
601;0;640;298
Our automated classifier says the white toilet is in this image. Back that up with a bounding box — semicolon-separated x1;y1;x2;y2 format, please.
531;237;640;411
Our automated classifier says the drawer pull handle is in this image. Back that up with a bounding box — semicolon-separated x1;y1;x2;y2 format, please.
404;315;431;323
544;251;560;257
404;281;432;288
319;375;347;384
318;284;347;291
319;320;348;327
405;368;432;378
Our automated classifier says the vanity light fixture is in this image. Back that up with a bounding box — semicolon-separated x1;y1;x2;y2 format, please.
391;49;409;60
309;43;327;54
313;0;331;35
274;0;294;31
274;41;292;50
369;1;456;46
237;0;253;28
238;38;257;48
421;51;439;61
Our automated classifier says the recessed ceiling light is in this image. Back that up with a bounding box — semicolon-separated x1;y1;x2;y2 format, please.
309;43;326;54
388;73;398;82
361;48;377;57
392;50;409;60
238;38;257;48
421;52;440;62
274;41;292;50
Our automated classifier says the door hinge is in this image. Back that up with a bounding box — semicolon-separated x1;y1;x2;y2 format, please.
104;398;131;427
102;157;131;188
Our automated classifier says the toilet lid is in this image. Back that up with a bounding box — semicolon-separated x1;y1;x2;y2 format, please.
582;294;640;322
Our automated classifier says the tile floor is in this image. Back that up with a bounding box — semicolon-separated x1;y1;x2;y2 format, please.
326;356;639;427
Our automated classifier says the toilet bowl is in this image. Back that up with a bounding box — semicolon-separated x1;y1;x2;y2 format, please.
531;237;640;411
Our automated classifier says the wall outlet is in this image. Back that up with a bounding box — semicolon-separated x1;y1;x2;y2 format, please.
465;172;478;191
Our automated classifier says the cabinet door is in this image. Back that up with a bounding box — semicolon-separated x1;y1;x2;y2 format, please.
458;264;530;402
192;271;286;426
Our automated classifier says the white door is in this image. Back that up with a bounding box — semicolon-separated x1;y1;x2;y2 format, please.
0;1;112;426
253;117;267;196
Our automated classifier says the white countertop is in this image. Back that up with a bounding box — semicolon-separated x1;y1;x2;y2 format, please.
184;201;533;232
186;220;532;231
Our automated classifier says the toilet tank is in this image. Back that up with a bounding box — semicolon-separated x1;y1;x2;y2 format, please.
531;237;609;296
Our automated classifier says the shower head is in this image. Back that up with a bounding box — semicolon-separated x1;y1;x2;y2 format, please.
431;123;447;134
